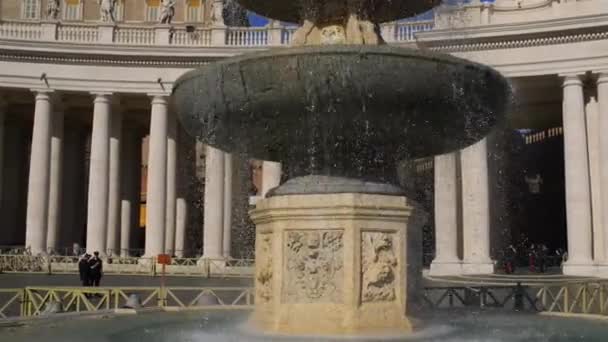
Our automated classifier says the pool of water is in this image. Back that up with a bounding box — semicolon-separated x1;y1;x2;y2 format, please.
1;309;607;342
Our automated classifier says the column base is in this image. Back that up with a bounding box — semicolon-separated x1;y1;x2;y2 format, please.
461;260;494;275
429;260;462;276
563;261;596;276
595;265;608;278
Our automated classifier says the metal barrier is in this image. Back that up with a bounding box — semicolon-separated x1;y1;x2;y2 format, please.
535;282;608;315
0;289;25;318
0;286;255;319
3;282;608;320
0;254;253;278
423;285;540;311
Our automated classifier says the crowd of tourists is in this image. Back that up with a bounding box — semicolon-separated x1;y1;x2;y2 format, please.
77;251;104;287
501;243;567;274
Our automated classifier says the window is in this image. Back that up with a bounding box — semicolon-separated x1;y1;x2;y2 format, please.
114;0;125;22
145;0;160;22
186;0;204;22
22;0;40;20
62;0;82;21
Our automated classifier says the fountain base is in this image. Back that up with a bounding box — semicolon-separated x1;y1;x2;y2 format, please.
249;192;425;336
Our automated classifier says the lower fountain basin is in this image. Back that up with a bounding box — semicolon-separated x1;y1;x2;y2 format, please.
173;45;510;183
4;310;608;341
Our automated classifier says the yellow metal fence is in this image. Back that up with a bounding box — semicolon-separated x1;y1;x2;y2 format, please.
0;255;254;278
4;282;608;321
0;286;254;319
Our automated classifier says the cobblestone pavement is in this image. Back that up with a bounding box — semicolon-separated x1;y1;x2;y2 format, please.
0;273;253;288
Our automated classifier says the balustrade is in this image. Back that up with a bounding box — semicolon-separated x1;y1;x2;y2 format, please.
58;24;99;43
0;20;432;47
172;27;212;46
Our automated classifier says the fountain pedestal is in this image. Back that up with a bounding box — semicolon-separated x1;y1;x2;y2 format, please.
249;192;424;336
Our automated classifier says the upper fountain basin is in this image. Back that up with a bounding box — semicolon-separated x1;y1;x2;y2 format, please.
236;0;442;24
172;45;510;180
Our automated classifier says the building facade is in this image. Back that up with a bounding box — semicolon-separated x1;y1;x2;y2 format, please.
0;0;606;276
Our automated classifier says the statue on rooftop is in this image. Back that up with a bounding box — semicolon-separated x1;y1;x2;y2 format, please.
159;0;176;24
47;0;60;20
98;0;117;23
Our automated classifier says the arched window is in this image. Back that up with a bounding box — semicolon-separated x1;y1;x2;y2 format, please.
62;0;82;21
22;0;40;20
145;0;161;22
186;0;204;22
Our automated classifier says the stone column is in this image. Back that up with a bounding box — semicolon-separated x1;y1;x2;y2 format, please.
562;75;594;275
461;138;494;274
261;161;281;197
144;95;168;257
45;101;65;253
429;152;461;276
86;93;112;256
586;96;603;263
106;109;122;256
203;145;225;259
120;126;142;257
222;153;233;259
25;91;54;255
164;113;177;255
175;197;187;258
0;98;6;207
598;73;608;273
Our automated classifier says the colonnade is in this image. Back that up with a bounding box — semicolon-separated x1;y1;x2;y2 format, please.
429;138;494;276
16;91;186;257
431;73;608;276
11;89;284;259
564;72;608;276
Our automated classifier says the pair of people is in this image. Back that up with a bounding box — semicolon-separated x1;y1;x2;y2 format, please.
78;251;103;287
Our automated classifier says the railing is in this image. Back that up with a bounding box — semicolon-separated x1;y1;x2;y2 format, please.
57;23;98;43
7;286;254;319
0;20;42;40
3;282;608;321
0;289;25;319
0;19;433;48
393;20;435;42
0;254;254;278
423;285;541;310
226;27;268;46
172;27;212;46
114;26;155;45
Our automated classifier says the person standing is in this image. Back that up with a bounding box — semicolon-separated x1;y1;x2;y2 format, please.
89;251;103;287
505;245;517;274
528;244;536;273
78;254;90;286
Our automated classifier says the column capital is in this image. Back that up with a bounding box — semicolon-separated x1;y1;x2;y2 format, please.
31;88;55;96
149;94;170;105
597;72;608;85
561;74;584;88
91;92;114;103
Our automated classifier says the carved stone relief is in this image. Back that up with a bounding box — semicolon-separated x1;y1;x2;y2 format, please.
361;232;398;303
256;234;273;303
284;230;344;303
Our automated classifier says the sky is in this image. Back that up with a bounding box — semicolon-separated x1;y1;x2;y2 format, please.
245;0;486;27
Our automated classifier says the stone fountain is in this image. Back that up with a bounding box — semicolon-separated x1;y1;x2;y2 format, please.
172;0;510;337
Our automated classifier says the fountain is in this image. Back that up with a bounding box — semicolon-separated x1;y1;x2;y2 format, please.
172;0;510;337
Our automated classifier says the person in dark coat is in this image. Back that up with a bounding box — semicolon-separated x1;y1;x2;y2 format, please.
78;254;90;286
504;245;517;274
89;251;103;287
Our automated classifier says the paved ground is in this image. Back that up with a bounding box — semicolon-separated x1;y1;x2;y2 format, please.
0;273;253;288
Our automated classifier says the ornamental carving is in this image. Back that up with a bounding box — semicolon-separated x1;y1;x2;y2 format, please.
284;230;344;303
361;232;398;303
256;234;273;303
